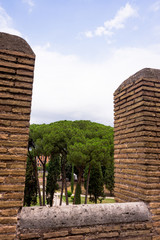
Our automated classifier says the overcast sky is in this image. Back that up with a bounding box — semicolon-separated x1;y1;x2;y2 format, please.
0;0;160;126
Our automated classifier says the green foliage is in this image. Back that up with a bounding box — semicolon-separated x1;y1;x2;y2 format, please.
45;162;49;172
29;120;114;205
46;154;60;206
67;191;72;197
29;123;54;205
24;153;37;206
74;183;81;204
71;196;74;202
65;162;72;181
68;120;113;173
105;159;114;196
85;162;104;204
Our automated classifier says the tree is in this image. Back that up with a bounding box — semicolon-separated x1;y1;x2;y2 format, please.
68;142;87;204
44;121;74;205
105;159;114;196
24;153;37;206
29;120;114;206
84;162;104;204
68;120;113;204
46;154;60;206
71;163;74;194
29;124;50;205
28;126;42;206
104;127;114;196
74;182;81;204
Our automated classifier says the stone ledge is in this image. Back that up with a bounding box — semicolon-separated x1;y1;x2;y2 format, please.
19;202;150;230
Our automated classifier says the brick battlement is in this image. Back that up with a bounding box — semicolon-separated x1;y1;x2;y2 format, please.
114;68;160;238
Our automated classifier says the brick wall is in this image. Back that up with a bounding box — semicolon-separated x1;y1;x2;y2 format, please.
18;222;153;240
114;68;160;239
0;32;35;239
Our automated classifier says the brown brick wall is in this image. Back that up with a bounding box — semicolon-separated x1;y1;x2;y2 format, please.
0;33;35;239
114;68;160;238
18;222;153;240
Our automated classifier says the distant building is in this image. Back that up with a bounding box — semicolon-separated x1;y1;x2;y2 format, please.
36;156;50;167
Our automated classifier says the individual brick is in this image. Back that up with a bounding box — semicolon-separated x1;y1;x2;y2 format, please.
0;54;16;62
50;236;84;240
0;234;16;240
20;233;41;239
0;208;18;216
0;217;17;224
0;225;16;234
0;200;23;208
0;185;25;192
17;57;35;65
43;230;68;238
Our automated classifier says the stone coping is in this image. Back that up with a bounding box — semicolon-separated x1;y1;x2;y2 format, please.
0;32;35;55
19;202;150;230
114;67;160;94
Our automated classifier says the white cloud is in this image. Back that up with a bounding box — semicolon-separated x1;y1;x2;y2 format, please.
31;43;160;126
85;3;137;39
31;45;114;125
104;3;137;30
0;6;21;36
94;27;113;37
150;1;160;12
22;0;35;13
85;31;93;38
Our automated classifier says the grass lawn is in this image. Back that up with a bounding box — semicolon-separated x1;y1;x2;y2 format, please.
62;195;115;204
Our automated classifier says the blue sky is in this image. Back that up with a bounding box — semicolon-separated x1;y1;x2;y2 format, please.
0;0;160;126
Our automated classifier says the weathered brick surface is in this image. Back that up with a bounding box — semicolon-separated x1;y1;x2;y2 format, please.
0;234;16;240
0;32;35;238
114;68;160;239
18;222;153;239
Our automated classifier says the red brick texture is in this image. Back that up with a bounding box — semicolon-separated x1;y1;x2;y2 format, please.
0;33;35;239
114;68;160;239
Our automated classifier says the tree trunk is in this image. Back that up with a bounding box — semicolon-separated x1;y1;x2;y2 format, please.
60;166;64;206
110;189;113;197
37;174;42;206
71;163;74;193
34;157;42;206
38;156;46;206
42;161;46;206
63;164;68;205
50;191;54;207
60;180;64;205
85;164;91;204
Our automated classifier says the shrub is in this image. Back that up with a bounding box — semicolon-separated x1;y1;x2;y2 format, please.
67;191;72;197
71;196;74;202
